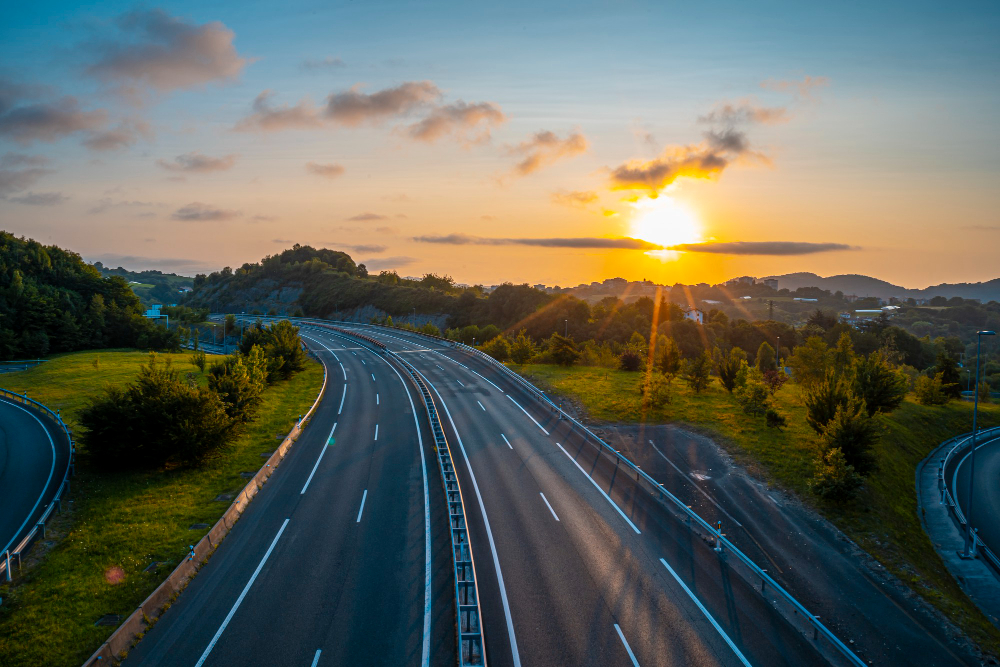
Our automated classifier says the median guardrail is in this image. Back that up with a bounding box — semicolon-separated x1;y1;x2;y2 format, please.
0;388;74;581
938;426;1000;576
309;323;486;666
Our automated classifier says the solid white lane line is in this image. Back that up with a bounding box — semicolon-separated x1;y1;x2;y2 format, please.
477;400;486;411
356;489;368;522
301;423;337;494
556;443;640;534
340;363;346;381
311;649;322;666
659;557;752;667
506;395;549;435
648;440;743;528
501;433;512;450
377;393;380;405
614;624;641;667
0;399;57;557
195;518;290;667
371;373;376;382
457;379;465;387
332;352;339;362
338;385;347;415
315;326;434;667
540;492;560;521
423;375;522;667
375;424;379;441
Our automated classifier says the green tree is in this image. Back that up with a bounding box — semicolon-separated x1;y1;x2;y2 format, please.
549;333;580;366
788;336;832;387
832;332;855;374
734;366;770;416
191;350;207;372
755;341;776;371
714;347;747;393
208;346;269;422
977;381;992;404
914;375;949;405
820;402;882;475
804;371;857;434
852;350;908;416
765;408;787;430
934;350;962;399
810;448;864;502
481;335;511;362
658;337;682;380
619;349;643;371
682;351;712;393
224;314;237;336
509;329;535;365
638;372;672;409
79;355;236;469
627;331;648;357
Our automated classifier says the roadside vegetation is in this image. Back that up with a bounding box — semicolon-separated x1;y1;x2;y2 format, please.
0;328;321;666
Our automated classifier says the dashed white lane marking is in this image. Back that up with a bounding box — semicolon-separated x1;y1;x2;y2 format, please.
540;492;560;521
456;379;465;387
194;518;290;667
311;649;322;667
614;624;640;667
506;395;549;435
376;393;380;405
555;442;640;534
436;364;445;371
659;557;752;666
477;400;486;411
371;373;376;382
301;423;336;494
375;424;379;441
356;489;368;523
501;433;512;450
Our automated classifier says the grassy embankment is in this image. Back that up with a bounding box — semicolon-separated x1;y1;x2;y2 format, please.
525;364;1000;654
0;349;323;667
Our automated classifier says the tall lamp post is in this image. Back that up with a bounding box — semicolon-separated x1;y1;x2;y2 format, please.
776;336;781;371
962;329;995;558
564;319;569;337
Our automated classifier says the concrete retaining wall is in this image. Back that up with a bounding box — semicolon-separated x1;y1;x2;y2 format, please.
81;351;328;667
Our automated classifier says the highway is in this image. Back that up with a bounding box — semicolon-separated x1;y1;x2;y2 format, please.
126;332;456;666
323;322;829;666
0;395;71;567
951;431;1000;566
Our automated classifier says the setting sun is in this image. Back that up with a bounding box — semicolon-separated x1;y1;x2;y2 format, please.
629;197;702;258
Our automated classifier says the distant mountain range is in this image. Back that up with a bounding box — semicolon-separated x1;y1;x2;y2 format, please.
761;272;1000;302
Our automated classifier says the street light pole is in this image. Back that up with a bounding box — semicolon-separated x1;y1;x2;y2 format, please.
963;329;995;558
776;335;781;371
565;319;568;337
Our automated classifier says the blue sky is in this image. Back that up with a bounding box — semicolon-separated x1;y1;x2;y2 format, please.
1;0;998;286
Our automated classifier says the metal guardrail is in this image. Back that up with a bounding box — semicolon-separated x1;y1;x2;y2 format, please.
306;323;485;666
938;426;1000;575
0;359;48;373
329;320;867;667
0;388;75;581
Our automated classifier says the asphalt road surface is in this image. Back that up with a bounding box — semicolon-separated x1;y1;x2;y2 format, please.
951;432;1000;567
324;322;830;667
0;396;70;563
126;333;456;666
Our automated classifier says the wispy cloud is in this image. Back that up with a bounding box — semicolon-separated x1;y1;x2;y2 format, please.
510;130;588;175
698;100;789;126
306;162;345;179
172;202;240;221
83;118;153;151
341;243;388;254
414;234;659;249
361;255;417;271
552;190;598;207
669;241;855;255
157;152;237;172
301;56;346;71
325;81;440;126
346;212;387;221
0;94;106;145
0;152;52;196
84;9;249;95
761;75;830;100
234;91;324;132
88;198;162;215
8;191;68;206
406;100;505;143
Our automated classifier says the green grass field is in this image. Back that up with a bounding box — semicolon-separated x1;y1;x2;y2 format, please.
524;364;1000;654
0;349;324;667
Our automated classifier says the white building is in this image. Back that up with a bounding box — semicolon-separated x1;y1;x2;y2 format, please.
684;307;704;324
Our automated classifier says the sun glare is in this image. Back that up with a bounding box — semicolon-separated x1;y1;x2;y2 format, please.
629;197;702;259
